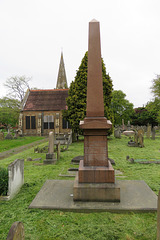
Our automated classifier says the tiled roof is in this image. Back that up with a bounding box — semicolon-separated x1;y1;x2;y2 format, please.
23;89;68;111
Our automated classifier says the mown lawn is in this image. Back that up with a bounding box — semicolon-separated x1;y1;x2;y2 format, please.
0;136;45;153
0;135;160;240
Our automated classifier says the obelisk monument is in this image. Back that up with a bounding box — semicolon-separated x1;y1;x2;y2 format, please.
73;19;120;201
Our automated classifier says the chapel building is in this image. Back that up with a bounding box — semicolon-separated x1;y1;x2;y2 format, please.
19;52;71;136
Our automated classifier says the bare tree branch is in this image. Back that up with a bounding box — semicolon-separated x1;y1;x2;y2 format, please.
4;76;31;102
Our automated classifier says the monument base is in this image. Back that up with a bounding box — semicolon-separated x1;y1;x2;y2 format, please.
43;159;57;165
73;173;120;202
43;153;57;165
78;160;115;183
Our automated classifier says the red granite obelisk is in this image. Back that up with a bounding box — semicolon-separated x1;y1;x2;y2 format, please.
73;19;120;202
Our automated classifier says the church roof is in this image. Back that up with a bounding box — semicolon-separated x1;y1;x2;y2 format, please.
56;52;68;89
22;89;69;111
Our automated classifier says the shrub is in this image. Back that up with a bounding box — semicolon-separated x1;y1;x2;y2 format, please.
0;167;8;196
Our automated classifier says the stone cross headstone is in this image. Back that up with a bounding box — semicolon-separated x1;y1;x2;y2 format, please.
43;131;57;164
73;19;120;202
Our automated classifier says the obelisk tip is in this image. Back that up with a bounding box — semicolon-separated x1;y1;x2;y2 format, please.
90;19;99;23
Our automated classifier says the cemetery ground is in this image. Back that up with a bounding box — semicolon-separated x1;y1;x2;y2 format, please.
0;135;160;240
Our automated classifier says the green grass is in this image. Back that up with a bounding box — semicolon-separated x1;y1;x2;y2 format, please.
0;136;45;152
0;135;160;239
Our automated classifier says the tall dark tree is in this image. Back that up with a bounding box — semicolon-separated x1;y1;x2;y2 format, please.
63;52;114;135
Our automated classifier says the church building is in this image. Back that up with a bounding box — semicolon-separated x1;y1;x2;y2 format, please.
19;52;71;136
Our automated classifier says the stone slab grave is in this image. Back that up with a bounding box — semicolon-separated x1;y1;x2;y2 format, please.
0;159;24;200
29;19;157;211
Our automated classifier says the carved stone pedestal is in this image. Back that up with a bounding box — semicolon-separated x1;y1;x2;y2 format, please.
73;172;120;202
43;153;57;165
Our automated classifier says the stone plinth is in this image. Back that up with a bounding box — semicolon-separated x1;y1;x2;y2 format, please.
43;153;56;165
73;173;120;202
78;160;115;183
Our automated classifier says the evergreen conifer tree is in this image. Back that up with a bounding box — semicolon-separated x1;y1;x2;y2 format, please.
63;52;114;135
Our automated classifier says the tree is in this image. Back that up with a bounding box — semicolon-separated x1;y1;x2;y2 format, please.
110;90;134;126
150;75;160;98
146;98;160;125
4;76;30;102
63;52;114;135
0;97;20;128
131;101;159;126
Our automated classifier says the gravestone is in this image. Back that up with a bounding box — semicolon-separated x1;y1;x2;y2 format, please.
127;121;131;131
122;119;125;130
157;191;160;240
73;19;120;202
114;128;121;138
43;131;57;164
57;142;61;160
5;133;13;140
152;127;156;140
128;128;144;147
0;131;4;140
146;124;151;138
7;221;24;240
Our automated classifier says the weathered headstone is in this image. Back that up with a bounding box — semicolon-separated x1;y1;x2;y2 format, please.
0;131;4;140
152;127;156;140
43;131;57;164
73;19;120;202
146;124;151;138
57;142;61;160
5;133;13;140
127;121;131;131
7;221;24;240
157;190;160;240
7;159;24;199
114;128;121;138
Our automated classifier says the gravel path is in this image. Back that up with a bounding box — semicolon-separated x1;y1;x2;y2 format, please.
0;138;48;160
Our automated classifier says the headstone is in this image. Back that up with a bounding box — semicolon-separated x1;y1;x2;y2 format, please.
57;142;61;160
5;133;13;140
7;159;24;199
122;119;125;130
127;121;131;131
157;190;160;240
43;131;57;164
0;131;4;140
152;127;156;140
128;129;144;147
73;19;120;202
114;128;121;138
139;133;144;148
7;221;24;240
14;130;18;139
146;124;151;138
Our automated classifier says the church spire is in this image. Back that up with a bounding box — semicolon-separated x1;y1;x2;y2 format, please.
56;52;68;89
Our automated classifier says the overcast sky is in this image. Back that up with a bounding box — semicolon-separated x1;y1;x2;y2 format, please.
0;0;160;108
